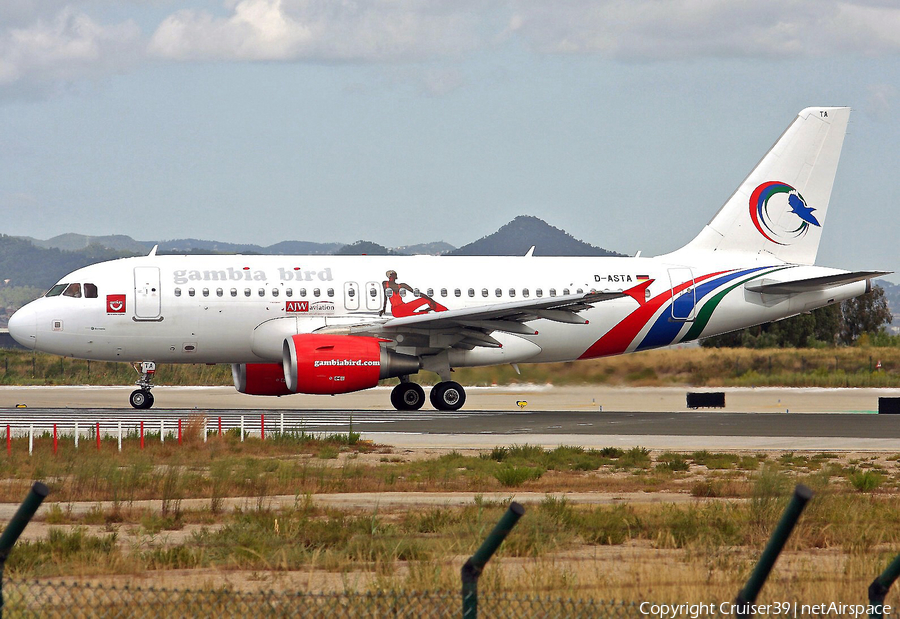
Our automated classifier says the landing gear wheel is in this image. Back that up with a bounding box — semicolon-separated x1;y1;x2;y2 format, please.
430;381;466;411
390;383;425;411
130;389;154;410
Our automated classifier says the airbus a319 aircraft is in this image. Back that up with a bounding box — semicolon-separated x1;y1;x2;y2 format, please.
9;107;888;410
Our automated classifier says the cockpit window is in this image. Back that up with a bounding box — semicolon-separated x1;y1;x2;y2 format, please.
84;283;98;299
63;283;82;298
46;284;67;297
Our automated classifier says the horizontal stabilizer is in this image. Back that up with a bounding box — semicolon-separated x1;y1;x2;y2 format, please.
744;271;890;295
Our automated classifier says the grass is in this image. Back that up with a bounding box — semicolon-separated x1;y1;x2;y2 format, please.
3;439;900;605
7;345;900;388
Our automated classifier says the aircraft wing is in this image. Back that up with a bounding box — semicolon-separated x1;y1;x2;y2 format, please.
744;271;890;295
338;280;653;350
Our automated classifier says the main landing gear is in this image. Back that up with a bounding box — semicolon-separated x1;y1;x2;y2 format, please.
130;361;156;409
390;380;466;411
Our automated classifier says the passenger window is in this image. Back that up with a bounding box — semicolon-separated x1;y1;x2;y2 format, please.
386;288;393;298
202;288;209;297
84;283;98;298
244;288;251;297
536;289;543;298
327;288;334;297
468;288;475;297
286;288;293;297
63;283;82;298
272;288;279;297
495;288;502;297
46;284;67;297
426;288;434;297
369;287;377;298
258;289;265;297
300;289;307;297
563;288;570;296
189;288;196;297
440;288;447;297
508;288;516;298
216;288;223;297
482;288;489;297
399;288;406;298
577;288;584;294
231;288;237;297
413;288;420;297
175;288;182;297
454;289;461;297
522;289;530;298
347;288;355;298
313;288;321;297
549;288;557;297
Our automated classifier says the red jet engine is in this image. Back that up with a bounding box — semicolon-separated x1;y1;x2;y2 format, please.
283;334;419;395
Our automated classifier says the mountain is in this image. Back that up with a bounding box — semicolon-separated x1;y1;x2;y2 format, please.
394;242;456;256
335;241;403;255
0;235;132;290
28;233;153;254
449;216;623;257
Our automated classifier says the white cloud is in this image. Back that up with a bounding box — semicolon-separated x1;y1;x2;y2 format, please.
149;0;482;61
507;0;900;60
0;7;142;94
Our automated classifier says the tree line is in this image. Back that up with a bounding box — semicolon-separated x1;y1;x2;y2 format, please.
701;286;893;348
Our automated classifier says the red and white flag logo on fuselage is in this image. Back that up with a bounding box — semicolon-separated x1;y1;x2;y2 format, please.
106;295;126;314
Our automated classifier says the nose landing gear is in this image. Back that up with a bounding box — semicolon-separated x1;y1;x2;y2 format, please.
130;361;156;409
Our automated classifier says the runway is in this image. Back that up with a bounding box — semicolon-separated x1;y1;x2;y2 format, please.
2;385;900;451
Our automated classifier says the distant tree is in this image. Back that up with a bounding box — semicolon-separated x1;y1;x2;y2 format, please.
840;285;892;345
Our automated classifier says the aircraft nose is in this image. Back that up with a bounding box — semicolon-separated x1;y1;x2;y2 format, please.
8;304;37;350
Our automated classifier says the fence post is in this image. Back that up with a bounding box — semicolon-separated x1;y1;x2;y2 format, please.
868;553;900;618
178;419;182;445
280;412;284;435
5;426;8;456
74;421;78;450
160;419;164;444
117;422;122;453
53;425;57;455
240;415;244;442
0;482;49;616
261;414;265;441
203;419;207;443
96;423;100;450
27;426;32;456
218;416;222;437
734;484;813;618
461;502;525;619
140;421;144;450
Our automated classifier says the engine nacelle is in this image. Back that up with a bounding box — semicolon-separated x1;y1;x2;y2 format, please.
283;334;420;395
232;363;292;396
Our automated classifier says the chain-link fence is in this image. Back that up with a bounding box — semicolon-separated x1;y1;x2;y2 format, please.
3;581;897;618
3;581;639;618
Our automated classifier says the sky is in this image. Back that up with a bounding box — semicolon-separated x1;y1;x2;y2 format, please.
1;1;899;279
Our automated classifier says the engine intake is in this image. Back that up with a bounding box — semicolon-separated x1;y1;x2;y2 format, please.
283;334;420;395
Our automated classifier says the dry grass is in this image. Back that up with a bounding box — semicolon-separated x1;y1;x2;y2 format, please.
6;346;900;388
3;441;900;609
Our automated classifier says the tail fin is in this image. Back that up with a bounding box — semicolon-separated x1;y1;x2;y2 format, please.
675;107;850;265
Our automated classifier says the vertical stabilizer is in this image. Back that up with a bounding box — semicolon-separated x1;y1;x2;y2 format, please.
674;107;849;265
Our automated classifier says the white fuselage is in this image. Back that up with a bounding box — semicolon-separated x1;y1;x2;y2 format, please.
9;252;867;367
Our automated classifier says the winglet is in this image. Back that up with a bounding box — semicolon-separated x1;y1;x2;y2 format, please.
623;279;654;305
